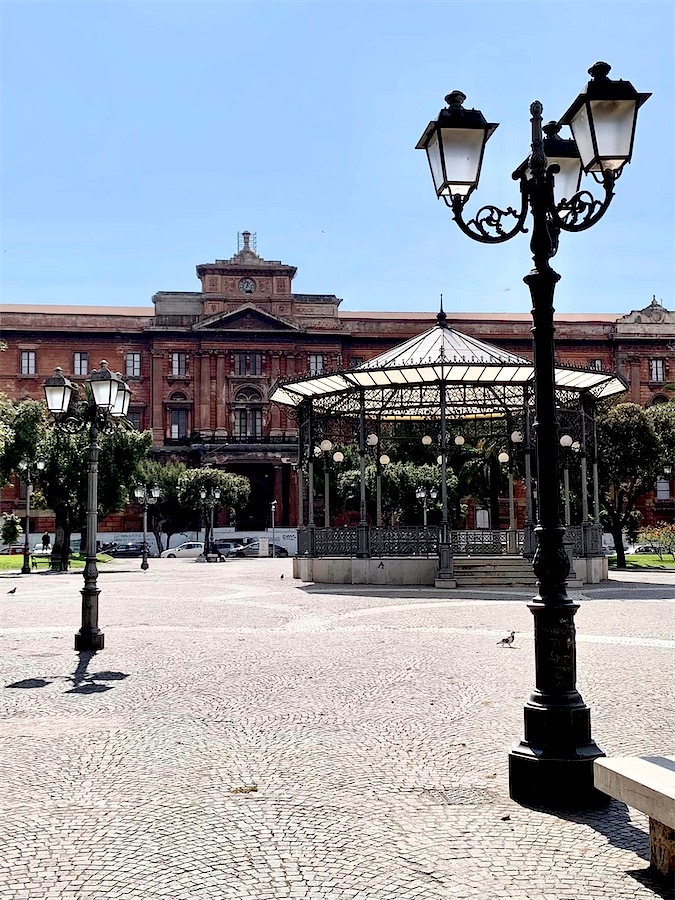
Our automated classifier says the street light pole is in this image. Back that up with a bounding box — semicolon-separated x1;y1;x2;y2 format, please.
270;499;277;557
18;459;45;574
44;361;132;651
134;485;160;570
417;62;649;807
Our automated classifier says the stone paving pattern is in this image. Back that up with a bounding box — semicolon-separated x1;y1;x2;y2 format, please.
1;560;674;899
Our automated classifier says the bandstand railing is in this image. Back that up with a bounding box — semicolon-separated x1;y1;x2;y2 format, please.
298;523;604;559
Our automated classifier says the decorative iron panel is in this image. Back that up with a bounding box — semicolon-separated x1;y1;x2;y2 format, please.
314;527;359;557
451;530;524;556
565;526;584;556
371;526;438;558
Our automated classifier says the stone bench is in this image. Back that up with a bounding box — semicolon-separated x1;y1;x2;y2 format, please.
594;756;675;879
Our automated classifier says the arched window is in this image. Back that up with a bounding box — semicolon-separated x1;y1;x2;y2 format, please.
167;391;191;439
233;386;263;438
170;391;188;402
234;387;262;403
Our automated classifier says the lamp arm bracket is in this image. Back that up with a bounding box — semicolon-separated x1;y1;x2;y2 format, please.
450;177;529;244
554;174;615;233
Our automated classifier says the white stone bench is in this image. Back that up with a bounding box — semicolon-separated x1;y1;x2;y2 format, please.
594;756;675;879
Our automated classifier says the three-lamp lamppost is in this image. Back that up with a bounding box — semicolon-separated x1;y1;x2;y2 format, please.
415;487;438;527
43;361;132;651
200;487;221;556
134;484;160;570
18;458;45;574
417;62;649;806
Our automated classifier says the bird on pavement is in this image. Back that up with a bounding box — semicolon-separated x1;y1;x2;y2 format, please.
280;574;284;580
497;631;516;647
7;587;17;594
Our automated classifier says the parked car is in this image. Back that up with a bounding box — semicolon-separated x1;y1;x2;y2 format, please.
212;540;244;554
631;544;658;554
160;541;205;559
226;541;289;558
0;545;24;555
110;542;152;559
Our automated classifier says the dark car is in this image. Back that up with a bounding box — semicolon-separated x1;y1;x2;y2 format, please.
110;542;152;558
227;541;289;558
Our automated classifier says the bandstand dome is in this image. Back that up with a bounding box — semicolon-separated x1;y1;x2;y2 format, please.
270;311;627;417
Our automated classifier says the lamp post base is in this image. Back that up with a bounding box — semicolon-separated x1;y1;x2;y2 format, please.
509;736;606;808
74;630;105;652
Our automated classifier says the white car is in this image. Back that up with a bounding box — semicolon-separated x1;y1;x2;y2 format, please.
160;541;205;559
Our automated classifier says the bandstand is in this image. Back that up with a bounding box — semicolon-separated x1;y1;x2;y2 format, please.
270;309;626;587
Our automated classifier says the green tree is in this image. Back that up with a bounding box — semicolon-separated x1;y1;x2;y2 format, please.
597;402;665;569
1;513;23;546
37;424;152;569
647;401;675;466
136;459;190;552
177;468;251;551
0;397;47;484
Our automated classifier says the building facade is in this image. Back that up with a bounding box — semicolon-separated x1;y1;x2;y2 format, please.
2;234;674;531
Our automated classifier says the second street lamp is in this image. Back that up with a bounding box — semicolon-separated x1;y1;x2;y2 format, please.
200;488;221;558
18;459;45;574
417;62;649;807
134;484;161;571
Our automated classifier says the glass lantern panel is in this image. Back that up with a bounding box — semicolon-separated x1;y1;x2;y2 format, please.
438;127;485;192
110;383;129;417
552;157;583;209
569;103;595;171
426;130;446;195
91;376;119;410
589;99;636;166
45;383;72;414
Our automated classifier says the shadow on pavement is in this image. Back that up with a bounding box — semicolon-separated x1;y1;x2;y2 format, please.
6;651;129;695
555;799;649;860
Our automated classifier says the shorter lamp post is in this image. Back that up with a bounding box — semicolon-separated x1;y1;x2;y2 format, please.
270;499;277;557
377;453;390;526
18;459;45;574
315;439;334;526
43;361;131;651
415;487;438;527
559;434;581;526
200;487;221;556
134;484;160;571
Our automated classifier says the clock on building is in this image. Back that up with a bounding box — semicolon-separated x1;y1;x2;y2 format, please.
239;278;256;294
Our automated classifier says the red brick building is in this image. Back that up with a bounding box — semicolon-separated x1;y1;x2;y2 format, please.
2;234;673;530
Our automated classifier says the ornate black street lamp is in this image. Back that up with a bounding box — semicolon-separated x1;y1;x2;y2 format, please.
417;62;649;807
43;361;132;651
134;484;160;570
17;458;45;574
200;487;221;556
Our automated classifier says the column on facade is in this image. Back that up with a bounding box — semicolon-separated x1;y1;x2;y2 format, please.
151;351;165;443
195;352;211;435
216;353;226;432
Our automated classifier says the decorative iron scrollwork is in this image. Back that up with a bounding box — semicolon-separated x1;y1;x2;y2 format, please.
451;181;529;244
555;175;615;233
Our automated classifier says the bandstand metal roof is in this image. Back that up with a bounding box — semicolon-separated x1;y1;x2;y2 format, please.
270;314;627;420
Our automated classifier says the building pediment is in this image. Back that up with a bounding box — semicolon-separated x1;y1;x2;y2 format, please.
192;303;303;333
618;298;675;325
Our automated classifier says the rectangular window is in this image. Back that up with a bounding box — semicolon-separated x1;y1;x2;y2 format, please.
250;352;262;376
127;410;142;431
73;352;88;376
650;359;666;382
234;353;246;376
349;357;364;369
171;352;188;376
589;359;602;371
20;351;36;375
125;352;141;378
251;409;262;437
170;409;188;439
656;478;671;500
309;354;324;375
234;409;247;438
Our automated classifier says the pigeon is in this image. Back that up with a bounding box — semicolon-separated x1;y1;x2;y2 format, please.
497;631;516;648
280;574;284;580
7;587;17;594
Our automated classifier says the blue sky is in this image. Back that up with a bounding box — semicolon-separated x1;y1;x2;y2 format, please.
1;0;672;315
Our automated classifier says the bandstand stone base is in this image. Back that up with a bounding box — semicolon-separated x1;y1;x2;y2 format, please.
294;556;438;586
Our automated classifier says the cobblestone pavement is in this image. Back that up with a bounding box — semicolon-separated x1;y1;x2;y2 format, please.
1;560;673;900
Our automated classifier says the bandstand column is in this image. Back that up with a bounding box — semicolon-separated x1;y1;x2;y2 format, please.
357;389;370;558
591;400;600;525
436;378;455;585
